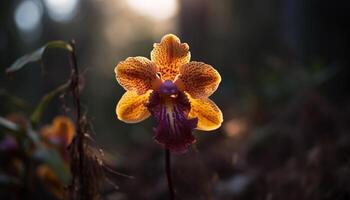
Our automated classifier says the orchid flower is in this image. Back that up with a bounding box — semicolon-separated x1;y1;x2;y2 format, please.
115;34;223;153
40;116;75;149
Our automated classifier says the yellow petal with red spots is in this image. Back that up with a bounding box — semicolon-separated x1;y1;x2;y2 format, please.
177;62;221;99
187;96;223;131
116;91;151;123
115;57;158;95
151;34;190;80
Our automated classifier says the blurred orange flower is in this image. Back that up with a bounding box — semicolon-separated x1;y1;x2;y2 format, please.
40;116;75;149
115;34;223;153
37;116;74;198
37;165;67;198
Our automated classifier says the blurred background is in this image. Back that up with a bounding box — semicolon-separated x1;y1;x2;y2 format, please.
1;0;350;199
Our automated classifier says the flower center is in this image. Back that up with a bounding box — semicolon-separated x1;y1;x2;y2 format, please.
159;80;178;96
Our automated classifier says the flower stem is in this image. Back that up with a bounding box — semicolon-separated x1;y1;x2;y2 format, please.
165;149;175;200
68;39;86;199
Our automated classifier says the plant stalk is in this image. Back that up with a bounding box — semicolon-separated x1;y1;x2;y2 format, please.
69;40;85;199
165;149;175;200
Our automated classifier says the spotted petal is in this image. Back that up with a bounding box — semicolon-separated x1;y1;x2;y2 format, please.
187;96;223;131
115;57;158;95
151;34;191;81
176;62;221;99
147;91;197;153
116;91;151;123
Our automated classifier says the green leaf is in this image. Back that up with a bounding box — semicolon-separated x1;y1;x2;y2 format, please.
30;82;70;126
26;125;41;146
6;41;73;74
27;124;71;184
0;116;20;133
34;148;71;184
0;90;28;110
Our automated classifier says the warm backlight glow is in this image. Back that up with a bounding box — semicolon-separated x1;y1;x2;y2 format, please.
43;0;79;22
126;0;178;21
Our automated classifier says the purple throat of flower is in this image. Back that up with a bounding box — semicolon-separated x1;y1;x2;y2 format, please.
147;80;198;154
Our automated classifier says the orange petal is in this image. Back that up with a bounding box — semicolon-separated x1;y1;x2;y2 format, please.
176;62;221;99
116;91;151;123
115;57;158;94
151;34;191;80
37;165;65;198
52;116;75;146
40;125;54;138
37;165;58;183
187;95;223;131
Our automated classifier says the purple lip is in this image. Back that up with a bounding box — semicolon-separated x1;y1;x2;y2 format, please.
159;80;178;95
147;91;198;153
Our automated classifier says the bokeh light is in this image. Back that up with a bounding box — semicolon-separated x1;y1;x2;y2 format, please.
126;0;178;21
43;0;79;22
14;0;43;32
224;119;247;138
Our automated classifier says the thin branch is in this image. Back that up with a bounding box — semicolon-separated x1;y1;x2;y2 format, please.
165;149;175;200
68;39;86;199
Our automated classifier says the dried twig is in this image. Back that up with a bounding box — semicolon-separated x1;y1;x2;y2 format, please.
165;149;175;200
67;40;103;200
